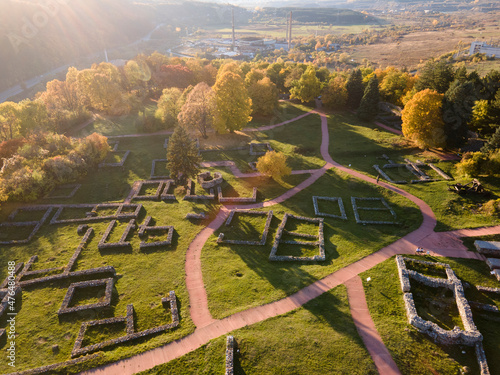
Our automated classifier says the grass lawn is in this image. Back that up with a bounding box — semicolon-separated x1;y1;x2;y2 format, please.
202;168;422;319
246;101;310;128
361;256;500;375
138;286;377;375
327;111;500;231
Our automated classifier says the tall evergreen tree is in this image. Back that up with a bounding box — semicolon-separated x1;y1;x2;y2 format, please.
414;60;454;94
442;80;476;148
345;69;364;110
357;75;380;121
167;125;201;184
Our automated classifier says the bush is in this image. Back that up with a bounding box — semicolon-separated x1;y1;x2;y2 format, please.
455;152;488;177
0;138;26;169
0;132;109;202
256;151;291;181
480;199;500;217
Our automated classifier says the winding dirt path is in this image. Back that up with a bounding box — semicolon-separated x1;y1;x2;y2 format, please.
84;108;499;375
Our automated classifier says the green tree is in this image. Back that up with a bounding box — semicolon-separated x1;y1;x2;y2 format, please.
345;69;364;109
482;126;500;154
322;76;348;110
401;89;446;149
470;93;500;137
178;83;216;139
167;125;202;183
379;68;414;106
442;80;476;148
17;99;49;136
357;75;380;121
247;77;279;116
213;71;252;133
0;102;20;141
256;151;291;181
290;66;321;103
414;60;455;94
156;87;183;127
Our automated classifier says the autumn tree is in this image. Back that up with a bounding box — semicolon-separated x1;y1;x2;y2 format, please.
156;87;183;128
322;76;348;110
345;69;364;109
77;63;129;115
158;64;193;89
357;75;380;121
124;60;151;91
167;125;201;183
401;89;446;149
245;69;265;86
379;68;415;106
470;90;500;137
256;151;291;181
178;83;216;139
213;71;252;133
17;99;49;136
0;102;20;141
290;66;321;103
247;77;279;116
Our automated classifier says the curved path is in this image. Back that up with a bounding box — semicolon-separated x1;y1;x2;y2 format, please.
85;108;498;375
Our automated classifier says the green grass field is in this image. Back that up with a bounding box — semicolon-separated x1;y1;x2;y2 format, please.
1;102;500;374
138;286;377;375
361;256;500;374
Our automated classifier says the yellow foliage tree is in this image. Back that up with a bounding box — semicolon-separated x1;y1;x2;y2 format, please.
256;151;291;181
247;77;279;116
213;71;252;133
401;89;446;149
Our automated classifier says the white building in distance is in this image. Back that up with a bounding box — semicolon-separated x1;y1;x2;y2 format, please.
469;41;500;58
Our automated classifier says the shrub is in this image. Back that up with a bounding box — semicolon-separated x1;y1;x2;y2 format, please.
455;152;487;177
0;138;26;168
256;151;291;181
480;199;500;217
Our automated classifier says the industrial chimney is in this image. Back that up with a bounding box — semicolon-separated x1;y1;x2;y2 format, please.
288;11;292;50
232;7;236;51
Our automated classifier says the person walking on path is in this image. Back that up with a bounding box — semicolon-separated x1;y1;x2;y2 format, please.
376;174;380;183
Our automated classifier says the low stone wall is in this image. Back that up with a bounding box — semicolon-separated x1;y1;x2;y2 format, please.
43;184;81;199
132;181;164;201
198;171;223;189
98;219;135;251
1;206;54;245
226;335;235;375
9;353;101;375
395;256;490;374
99;150;130;168
183;180;215;201
312;196;347;220
249;142;272;156
217;186;257;203
72;291;179;357
269;213;325;262
474;240;500;258
50;203;142;225
58;278;114;315
185;212;207;220
218;210;273;246
351;197;397;225
150;159;169;179
138;216;174;250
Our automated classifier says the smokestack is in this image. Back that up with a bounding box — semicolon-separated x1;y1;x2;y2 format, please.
232;7;235;51
288;11;292;51
285;15;289;42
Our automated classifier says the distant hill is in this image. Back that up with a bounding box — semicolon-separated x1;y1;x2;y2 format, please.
0;0;153;92
0;0;251;93
253;7;379;25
